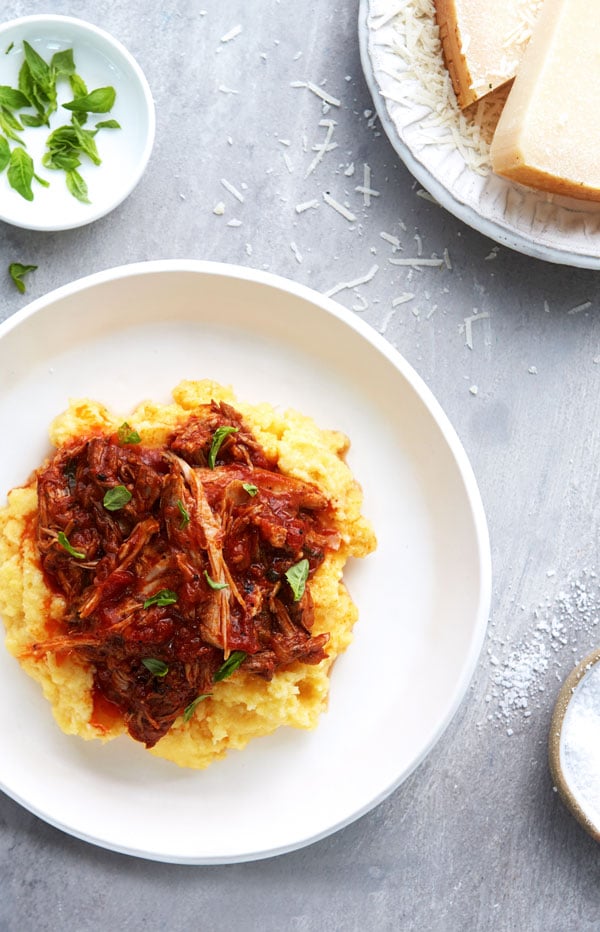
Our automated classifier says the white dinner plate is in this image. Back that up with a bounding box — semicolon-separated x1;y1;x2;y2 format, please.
359;0;600;268
0;260;491;863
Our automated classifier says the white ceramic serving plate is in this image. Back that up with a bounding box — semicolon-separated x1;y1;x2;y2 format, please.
0;260;491;863
359;0;600;268
0;15;154;230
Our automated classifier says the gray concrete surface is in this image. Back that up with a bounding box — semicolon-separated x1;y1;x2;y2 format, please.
1;1;600;930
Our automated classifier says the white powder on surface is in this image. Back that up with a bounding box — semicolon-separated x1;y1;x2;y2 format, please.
561;662;600;829
484;572;600;733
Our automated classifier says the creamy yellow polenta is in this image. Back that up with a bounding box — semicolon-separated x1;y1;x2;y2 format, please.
0;380;375;769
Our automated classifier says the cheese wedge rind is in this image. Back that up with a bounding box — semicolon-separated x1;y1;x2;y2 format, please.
490;0;600;201
435;0;542;109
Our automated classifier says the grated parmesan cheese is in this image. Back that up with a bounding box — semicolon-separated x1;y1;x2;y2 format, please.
220;178;245;203
325;264;379;298
322;193;357;223
220;24;242;43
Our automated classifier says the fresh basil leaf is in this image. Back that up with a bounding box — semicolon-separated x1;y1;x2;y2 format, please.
51;48;75;77
0;107;24;132
7;147;34;200
208;425;239;469
69;73;88;98
242;482;258;497
0;135;9;173
5;42;14;55
0;112;24;144
95;119;121;129
71;121;101;165
143;589;178;609
117;422;141;445
103;485;132;511
63;86;116;114
33;172;49;188
176;499;190;529
66;168;90;204
23;41;53;94
8;262;37;294
20;113;46;128
183;694;211;722
57;530;85;559
214;651;247;682
284;558;310;602
0;86;30;110
142;658;169;677
204;571;229;591
42;150;81;171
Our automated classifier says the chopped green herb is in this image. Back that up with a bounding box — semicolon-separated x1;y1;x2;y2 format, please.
7;146;34;199
142;658;169;677
63;86;116;114
57;530;85;559
0;86;30;110
66;167;90;204
176;499;190;529
143;589;178;609
103;485;132;511
208;425;239;469
9;262;37;294
214;651;247;682
204;571;229;591
242;482;258;497
285;558;310;602
183;694;212;722
5;42;14;55
95;118;121;129
117;422;141;445
50;48;75;78
0;135;9;172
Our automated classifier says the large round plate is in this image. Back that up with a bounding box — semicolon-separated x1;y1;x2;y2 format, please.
0;260;490;863
359;0;600;268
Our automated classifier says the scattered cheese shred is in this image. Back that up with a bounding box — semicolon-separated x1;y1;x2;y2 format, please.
220;178;245;203
389;257;444;268
291;80;341;107
290;242;303;263
221;24;242;43
322;192;357;222
324;264;379;298
295;199;319;213
463;311;490;350
567;301;592;316
392;293;415;306
380;231;402;250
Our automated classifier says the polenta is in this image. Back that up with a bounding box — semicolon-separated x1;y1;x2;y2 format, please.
0;380;375;769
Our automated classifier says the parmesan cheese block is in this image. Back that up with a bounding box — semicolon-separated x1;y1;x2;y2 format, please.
490;0;600;201
434;0;543;109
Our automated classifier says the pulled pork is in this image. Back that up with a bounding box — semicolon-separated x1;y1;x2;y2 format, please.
32;401;339;747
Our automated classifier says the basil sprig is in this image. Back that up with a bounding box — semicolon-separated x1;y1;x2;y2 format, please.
183;694;211;722
214;650;247;682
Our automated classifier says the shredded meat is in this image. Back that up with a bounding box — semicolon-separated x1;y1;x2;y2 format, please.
32;403;338;747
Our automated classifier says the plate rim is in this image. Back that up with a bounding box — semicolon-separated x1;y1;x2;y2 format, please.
0;259;492;862
358;0;600;270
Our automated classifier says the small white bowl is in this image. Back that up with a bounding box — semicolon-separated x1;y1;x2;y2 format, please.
0;15;155;231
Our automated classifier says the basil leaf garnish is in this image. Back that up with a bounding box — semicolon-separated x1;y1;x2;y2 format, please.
143;589;178;609
214;651;247;682
66;168;90;204
208;425;239;469
176;499;190;529
242;482;258;496
7;146;33;200
57;530;85;559
142;658;169;677
284;558;310;601
103;485;132;511
204;571;229;591
183;694;211;722
117;423;141;445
